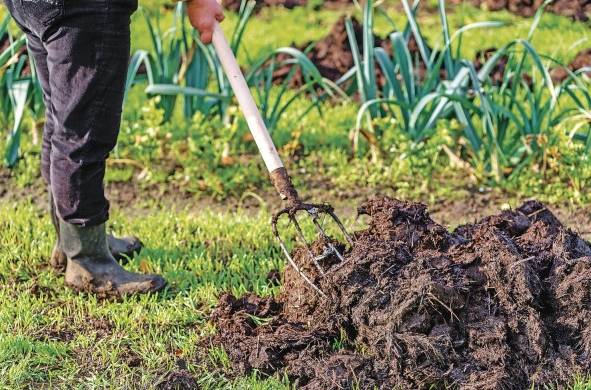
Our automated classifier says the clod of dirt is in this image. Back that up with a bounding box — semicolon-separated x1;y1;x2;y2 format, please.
273;16;368;86
266;269;282;286
551;48;591;83
209;197;591;389
157;370;198;390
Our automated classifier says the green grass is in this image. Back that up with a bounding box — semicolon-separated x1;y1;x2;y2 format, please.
0;200;293;388
2;198;591;388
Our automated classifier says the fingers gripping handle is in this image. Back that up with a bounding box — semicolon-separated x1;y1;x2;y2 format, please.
211;23;284;173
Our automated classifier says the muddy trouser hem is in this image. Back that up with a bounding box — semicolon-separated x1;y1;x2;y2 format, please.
5;0;137;227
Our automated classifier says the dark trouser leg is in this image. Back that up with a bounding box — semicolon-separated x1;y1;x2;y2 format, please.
26;35;54;185
40;7;142;267
46;11;131;226
10;2;143;270
6;0;137;225
26;34;67;270
3;0;163;296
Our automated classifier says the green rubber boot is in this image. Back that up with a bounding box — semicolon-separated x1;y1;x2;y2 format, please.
49;191;143;272
59;220;166;297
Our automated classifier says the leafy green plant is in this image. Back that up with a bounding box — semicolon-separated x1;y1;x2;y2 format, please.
0;15;38;168
245;46;339;133
343;0;590;186
126;1;256;124
126;3;229;122
453;2;590;181
350;0;500;158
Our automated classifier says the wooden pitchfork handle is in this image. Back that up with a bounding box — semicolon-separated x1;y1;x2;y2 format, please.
211;23;301;205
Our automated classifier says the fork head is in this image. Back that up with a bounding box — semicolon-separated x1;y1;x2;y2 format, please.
271;202;354;297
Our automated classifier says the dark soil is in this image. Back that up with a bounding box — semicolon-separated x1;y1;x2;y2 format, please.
463;0;591;21
157;370;198;390
551;47;591;83
210;196;591;389
221;0;306;12
273;16;369;85
272;16;432;88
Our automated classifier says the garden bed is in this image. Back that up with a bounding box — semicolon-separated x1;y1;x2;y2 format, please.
210;197;591;388
551;47;591;82
467;0;591;21
272;16;431;86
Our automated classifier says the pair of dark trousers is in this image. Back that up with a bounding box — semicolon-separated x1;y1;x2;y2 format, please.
5;0;137;226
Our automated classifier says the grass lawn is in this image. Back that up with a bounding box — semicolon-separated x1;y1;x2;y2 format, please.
1;201;289;388
3;193;591;388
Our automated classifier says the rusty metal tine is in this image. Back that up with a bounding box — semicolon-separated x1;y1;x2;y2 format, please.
328;242;347;263
291;214;325;276
327;210;354;246
277;237;326;297
272;215;326;297
310;218;346;264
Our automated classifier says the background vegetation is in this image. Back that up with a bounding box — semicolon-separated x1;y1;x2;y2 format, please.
1;0;591;203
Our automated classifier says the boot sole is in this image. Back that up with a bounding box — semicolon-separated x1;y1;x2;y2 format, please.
65;277;167;298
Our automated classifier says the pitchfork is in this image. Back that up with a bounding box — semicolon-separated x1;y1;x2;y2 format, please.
211;24;354;296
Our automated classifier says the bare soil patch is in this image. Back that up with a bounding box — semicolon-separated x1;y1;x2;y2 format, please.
460;0;591;21
210;196;591;388
273;16;372;86
551;47;591;83
157;370;198;390
221;0;306;12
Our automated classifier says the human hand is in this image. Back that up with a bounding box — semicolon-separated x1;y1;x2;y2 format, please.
186;0;225;44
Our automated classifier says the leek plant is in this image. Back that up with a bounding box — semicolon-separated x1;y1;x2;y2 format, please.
126;2;241;122
350;0;501;157
455;2;590;180
347;0;589;182
127;0;332;134
169;0;334;132
246;47;340;132
1;15;38;168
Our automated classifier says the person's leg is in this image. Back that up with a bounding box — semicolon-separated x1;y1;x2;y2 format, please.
26;32;143;272
25;35;54;186
47;12;125;225
25;34;68;271
40;0;164;295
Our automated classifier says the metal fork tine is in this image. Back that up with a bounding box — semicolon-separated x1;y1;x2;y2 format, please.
328;242;347;263
271;201;353;297
327;210;355;246
291;214;325;276
310;218;346;264
277;236;326;297
272;214;326;297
